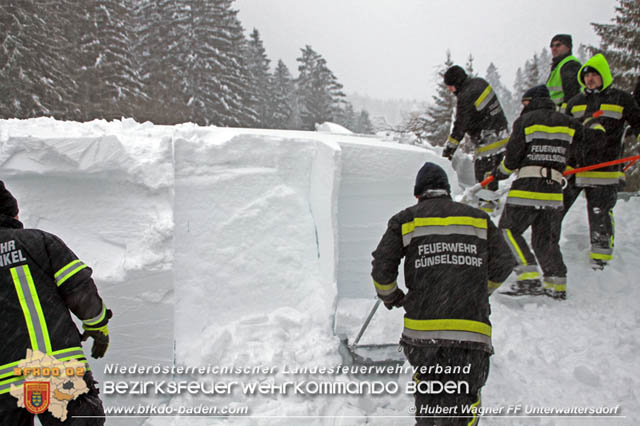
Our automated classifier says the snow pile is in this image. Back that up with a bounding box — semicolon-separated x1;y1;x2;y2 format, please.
1;117;637;426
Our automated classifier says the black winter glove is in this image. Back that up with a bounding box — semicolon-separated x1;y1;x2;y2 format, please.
442;145;456;161
82;309;112;359
382;288;405;310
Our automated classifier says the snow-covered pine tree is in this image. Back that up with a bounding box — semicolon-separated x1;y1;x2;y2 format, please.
511;67;527;118
246;28;275;128
335;102;356;132
355;110;375;134
74;0;145;121
525;53;542;86
0;1;77;119
465;53;475;77
295;45;346;130
134;0;190;124
271;60;295;129
419;50;456;146
590;0;640;92
485;62;515;125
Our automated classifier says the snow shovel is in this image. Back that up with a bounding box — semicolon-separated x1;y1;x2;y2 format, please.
459;176;498;204
338;298;406;368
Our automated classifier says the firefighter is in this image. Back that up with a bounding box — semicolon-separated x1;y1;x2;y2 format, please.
0;182;109;425
493;85;586;299
371;162;514;425
563;54;640;270
546;34;582;110
442;65;510;214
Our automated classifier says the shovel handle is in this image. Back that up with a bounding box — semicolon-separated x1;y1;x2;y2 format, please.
480;176;495;187
352;299;382;347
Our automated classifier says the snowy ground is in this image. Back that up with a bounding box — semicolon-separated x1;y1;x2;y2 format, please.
0;118;636;425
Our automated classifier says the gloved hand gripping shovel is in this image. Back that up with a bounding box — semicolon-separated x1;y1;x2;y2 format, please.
338;298;406;367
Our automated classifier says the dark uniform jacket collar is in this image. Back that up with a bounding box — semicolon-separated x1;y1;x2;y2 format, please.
0;214;24;229
521;97;556;115
454;76;470;96
551;52;573;69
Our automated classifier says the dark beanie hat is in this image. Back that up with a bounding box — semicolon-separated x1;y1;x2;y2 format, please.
551;34;572;49
522;85;550;101
0;181;18;217
444;65;467;87
414;162;450;196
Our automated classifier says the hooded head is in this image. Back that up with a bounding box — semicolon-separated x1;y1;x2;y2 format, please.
414;162;450;198
521;85;550;103
0;181;19;218
578;54;613;91
444;65;468;88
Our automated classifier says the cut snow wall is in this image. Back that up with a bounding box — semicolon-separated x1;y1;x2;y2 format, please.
0;119;459;371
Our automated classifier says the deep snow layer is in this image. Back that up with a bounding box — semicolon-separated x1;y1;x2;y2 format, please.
1;118;636;426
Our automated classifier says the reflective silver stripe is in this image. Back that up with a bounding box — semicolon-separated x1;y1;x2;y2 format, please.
0;361;20;381
476;88;496;111
0;377;24;394
517;166;563;184
525;132;574;143
515;265;539;275
506;196;563;208
576;177;619;186
55;260;88;287
543;276;566;285
591;246;613;256
600;110;623;120
374;280;398;296
402;328;492;346
547;86;563;92
82;303;107;326
402;226;487;246
12;266;48;353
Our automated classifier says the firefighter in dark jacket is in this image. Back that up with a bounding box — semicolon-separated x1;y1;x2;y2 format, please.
546;34;582;110
0;182;110;425
371;162;514;425
563;54;640;270
493;85;587;299
442;65;510;214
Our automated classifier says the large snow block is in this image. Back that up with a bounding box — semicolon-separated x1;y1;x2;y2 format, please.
172;129;340;364
0;124;175;381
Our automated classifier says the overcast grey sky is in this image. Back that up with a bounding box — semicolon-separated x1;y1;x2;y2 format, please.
235;0;617;100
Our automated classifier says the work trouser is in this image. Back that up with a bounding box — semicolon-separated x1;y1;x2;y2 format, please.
0;372;105;426
403;344;490;426
563;179;617;263
499;204;567;291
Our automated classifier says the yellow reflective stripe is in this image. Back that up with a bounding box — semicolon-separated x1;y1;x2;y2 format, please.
590;252;613;261
448;136;460;146
401;217;487;236
476;137;509;154
518;272;541;281
524;125;575;137
590;124;606;132
404;318;491;337
11;268;38;351
600;104;623;114
571;105;587;114
507;190;563;201
54;260;82;279
83;304;107;326
373;280;397;291
543;282;566;291
504;230;527;265
499;159;513;174
576;171;624;179
474;86;493;109
11;266;52;353
55;260;88;287
488;281;502;289
468;395;481;426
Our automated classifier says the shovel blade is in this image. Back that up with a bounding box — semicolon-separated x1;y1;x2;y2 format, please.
339;338;406;368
